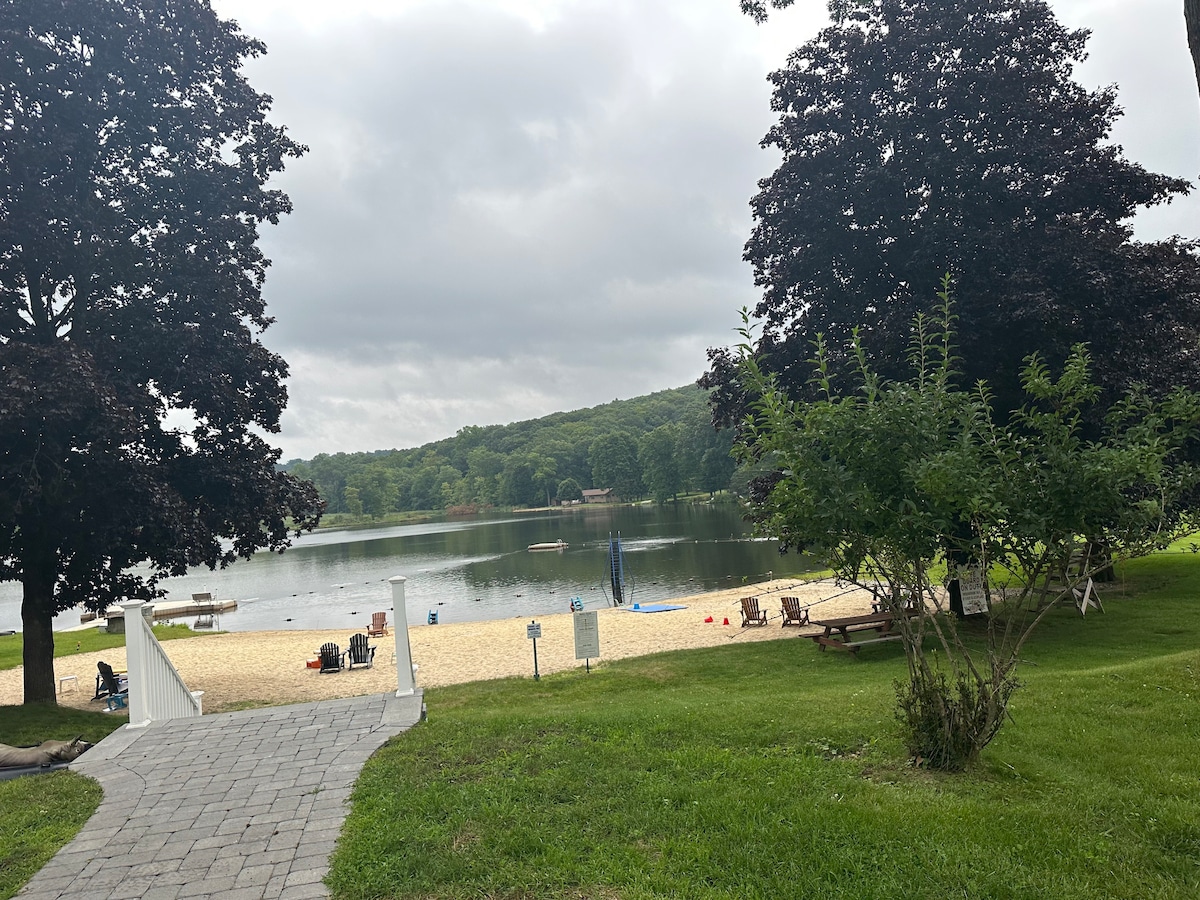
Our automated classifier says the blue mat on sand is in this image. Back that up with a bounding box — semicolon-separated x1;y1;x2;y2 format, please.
624;604;687;613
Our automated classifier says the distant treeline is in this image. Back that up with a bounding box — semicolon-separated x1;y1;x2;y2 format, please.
281;385;742;515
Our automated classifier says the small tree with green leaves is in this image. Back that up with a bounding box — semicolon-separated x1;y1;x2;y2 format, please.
639;424;682;505
736;281;1200;769
556;478;583;503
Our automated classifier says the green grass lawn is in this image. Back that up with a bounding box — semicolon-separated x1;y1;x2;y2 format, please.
0;622;199;672
327;554;1200;899
0;705;125;899
0;623;202;899
0;560;1197;899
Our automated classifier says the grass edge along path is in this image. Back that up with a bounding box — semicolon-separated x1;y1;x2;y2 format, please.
0;626;204;899
0;623;203;672
0;706;125;900
328;553;1200;900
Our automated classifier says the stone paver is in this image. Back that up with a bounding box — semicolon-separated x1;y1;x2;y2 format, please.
18;691;424;900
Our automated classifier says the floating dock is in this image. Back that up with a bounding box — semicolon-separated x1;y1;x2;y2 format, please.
528;540;568;551
82;595;238;632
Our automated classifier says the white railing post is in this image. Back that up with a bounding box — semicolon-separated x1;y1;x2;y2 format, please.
119;600;152;728
390;576;416;696
120;599;202;726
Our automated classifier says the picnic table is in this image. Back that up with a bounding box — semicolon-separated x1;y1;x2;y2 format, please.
809;611;911;654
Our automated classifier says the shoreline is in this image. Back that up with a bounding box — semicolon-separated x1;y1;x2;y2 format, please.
0;578;878;714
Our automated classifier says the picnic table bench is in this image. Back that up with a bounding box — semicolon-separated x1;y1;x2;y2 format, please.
809;611;912;654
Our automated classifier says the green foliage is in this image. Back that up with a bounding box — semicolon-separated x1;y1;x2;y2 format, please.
555;477;583;502
0;0;322;703
0;704;125;899
735;285;1200;768
637;424;681;504
499;456;541;508
0;624;204;673
327;555;1200;899
708;0;1200;427
286;386;735;514
5;558;1200;898
587;432;643;500
894;666;1018;772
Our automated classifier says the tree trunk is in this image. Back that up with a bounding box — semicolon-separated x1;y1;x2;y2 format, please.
21;549;59;705
1188;0;1200;103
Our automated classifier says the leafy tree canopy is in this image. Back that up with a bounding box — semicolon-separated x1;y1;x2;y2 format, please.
707;0;1200;424
736;287;1200;767
638;424;682;505
746;0;1200;106
556;477;583;502
589;432;644;502
287;385;738;515
0;0;322;703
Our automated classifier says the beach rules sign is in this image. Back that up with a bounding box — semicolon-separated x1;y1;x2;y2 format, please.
527;620;542;681
573;610;600;660
958;566;988;616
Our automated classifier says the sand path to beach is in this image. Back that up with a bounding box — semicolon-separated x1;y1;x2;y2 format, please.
1;579;877;714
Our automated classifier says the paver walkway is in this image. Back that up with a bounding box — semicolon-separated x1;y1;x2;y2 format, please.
18;691;425;900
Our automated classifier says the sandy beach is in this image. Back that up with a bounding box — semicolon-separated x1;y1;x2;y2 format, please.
0;579;878;714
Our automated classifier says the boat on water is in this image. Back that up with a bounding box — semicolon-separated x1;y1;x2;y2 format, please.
528;540;568;551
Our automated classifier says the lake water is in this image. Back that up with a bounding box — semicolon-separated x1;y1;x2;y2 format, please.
0;503;809;634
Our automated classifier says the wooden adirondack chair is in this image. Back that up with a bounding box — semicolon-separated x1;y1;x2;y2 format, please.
366;611;389;637
740;596;768;627
319;643;345;674
780;596;809;627
96;661;129;709
347;633;376;670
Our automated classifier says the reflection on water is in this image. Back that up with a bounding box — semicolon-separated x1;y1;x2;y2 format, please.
0;504;814;633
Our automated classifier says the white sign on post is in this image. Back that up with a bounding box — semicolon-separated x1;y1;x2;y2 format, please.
526;620;542;681
573;610;600;659
958;566;988;616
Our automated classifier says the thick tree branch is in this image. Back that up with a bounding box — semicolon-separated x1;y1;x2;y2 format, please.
1187;0;1200;106
22;264;51;342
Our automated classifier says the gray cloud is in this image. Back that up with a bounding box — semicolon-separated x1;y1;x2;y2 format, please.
213;0;1199;460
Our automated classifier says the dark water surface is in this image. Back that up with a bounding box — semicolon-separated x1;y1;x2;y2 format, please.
0;504;811;633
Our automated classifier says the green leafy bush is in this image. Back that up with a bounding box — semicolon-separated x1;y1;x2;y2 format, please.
895;666;1018;771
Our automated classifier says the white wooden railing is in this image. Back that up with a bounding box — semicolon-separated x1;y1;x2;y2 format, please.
120;600;203;727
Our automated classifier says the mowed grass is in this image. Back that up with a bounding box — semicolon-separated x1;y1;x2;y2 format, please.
0;622;200;672
0;624;201;899
0;705;125;899
328;555;1200;900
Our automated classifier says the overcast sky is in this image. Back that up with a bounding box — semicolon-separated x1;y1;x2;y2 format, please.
208;0;1200;462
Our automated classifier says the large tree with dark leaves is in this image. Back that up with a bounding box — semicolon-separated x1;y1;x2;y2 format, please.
745;0;1200;110
706;0;1200;422
1188;0;1200;105
0;1;323;704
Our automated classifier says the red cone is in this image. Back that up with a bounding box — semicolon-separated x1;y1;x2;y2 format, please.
723;617;730;625
704;616;714;623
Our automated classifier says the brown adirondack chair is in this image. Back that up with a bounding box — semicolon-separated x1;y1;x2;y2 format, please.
780;596;809;627
366;611;389;637
740;596;768;627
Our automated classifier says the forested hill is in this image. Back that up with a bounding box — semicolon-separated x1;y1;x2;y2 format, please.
280;385;737;515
